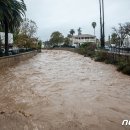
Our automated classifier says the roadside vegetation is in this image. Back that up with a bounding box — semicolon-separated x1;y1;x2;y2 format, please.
14;18;41;51
76;43;130;75
0;0;42;57
77;42;96;58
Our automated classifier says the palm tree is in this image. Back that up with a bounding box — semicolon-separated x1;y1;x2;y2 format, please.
77;27;82;35
92;22;97;36
0;35;2;54
69;29;75;36
0;0;26;55
0;0;11;55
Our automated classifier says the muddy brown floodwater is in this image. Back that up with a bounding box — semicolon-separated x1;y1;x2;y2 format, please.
0;50;130;130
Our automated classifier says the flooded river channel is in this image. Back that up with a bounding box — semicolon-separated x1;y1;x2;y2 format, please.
0;50;130;130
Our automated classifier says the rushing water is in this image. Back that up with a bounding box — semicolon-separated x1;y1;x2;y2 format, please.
0;50;130;130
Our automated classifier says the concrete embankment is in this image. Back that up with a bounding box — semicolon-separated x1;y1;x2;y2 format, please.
0;51;37;69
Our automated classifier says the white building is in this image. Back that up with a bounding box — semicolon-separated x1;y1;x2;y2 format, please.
0;32;13;44
71;34;96;47
123;35;130;48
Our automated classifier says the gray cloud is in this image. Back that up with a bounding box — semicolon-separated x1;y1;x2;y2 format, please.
24;0;130;41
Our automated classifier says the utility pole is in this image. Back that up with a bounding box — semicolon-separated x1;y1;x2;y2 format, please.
99;0;105;48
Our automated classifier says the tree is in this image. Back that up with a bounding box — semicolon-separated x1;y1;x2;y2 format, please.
0;0;26;55
44;41;52;48
78;27;82;35
0;0;11;55
111;33;119;45
20;18;38;38
14;18;38;50
14;34;38;49
64;37;70;46
67;34;72;38
69;29;75;36
124;22;130;35
37;40;42;52
92;22;97;36
50;31;64;46
112;23;130;46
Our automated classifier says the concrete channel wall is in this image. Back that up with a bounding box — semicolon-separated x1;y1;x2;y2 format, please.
0;51;37;69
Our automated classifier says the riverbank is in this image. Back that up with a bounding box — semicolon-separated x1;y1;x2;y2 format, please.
44;47;130;75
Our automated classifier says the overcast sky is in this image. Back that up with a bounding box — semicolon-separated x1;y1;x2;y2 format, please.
24;0;130;41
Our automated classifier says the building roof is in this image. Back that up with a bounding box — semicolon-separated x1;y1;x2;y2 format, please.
73;34;95;38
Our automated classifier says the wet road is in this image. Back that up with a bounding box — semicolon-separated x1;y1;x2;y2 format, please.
0;50;130;130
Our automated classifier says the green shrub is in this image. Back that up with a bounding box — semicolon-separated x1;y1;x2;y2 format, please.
122;66;130;75
78;42;96;58
117;61;128;71
94;51;108;62
116;60;130;75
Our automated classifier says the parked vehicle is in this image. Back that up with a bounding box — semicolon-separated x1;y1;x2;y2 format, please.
8;49;13;55
19;48;26;53
8;48;19;55
0;48;5;56
104;46;111;51
1;48;5;54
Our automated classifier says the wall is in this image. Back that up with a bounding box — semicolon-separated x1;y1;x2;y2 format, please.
96;50;130;63
0;51;37;69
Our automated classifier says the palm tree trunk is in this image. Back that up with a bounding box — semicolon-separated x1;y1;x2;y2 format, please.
4;19;9;55
0;36;2;56
94;28;95;36
0;36;2;49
